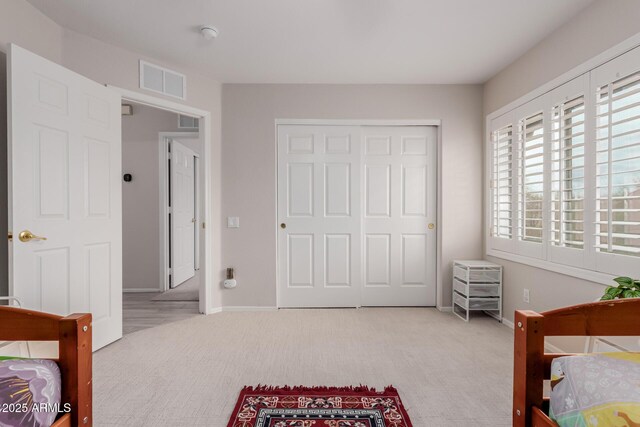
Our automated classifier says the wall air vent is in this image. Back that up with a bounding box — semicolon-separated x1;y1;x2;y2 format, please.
139;60;186;100
178;114;199;129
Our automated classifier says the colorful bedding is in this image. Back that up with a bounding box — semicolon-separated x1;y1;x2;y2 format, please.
0;359;61;427
550;352;640;427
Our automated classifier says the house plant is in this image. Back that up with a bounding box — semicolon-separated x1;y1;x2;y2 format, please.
601;277;640;300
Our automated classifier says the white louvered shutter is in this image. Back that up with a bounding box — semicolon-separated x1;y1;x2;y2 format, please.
518;112;545;244
491;124;514;240
595;70;640;259
550;95;586;249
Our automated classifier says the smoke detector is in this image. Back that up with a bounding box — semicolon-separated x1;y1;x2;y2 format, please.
200;25;219;40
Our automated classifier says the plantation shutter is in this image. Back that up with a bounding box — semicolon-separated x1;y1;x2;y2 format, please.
491;124;514;239
550;95;586;249
518;112;545;244
595;70;640;259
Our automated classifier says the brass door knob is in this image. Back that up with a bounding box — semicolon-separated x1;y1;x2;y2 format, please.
18;230;47;242
280;223;286;229
428;223;435;230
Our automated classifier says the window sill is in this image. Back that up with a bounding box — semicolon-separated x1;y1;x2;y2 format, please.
486;249;615;288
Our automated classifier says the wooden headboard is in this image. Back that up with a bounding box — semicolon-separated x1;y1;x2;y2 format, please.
513;298;640;427
0;306;92;427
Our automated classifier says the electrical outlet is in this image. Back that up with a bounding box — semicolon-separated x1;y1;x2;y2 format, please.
523;288;530;304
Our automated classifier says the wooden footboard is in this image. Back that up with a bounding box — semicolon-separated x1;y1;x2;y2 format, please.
513;298;640;427
0;307;92;427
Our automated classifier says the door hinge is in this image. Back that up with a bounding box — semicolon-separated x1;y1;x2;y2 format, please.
202;222;206;229
167;152;172;160
7;232;12;241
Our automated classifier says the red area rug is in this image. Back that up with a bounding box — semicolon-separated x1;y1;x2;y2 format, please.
227;385;413;427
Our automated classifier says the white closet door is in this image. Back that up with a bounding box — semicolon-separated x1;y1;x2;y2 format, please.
277;125;361;307
170;140;196;287
8;44;122;350
361;126;437;306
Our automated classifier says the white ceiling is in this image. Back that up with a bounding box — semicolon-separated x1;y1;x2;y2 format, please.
27;0;594;84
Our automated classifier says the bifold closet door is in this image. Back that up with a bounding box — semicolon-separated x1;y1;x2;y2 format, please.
277;125;361;307
361;126;437;306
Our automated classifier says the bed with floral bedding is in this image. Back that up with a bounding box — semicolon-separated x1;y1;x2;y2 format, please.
549;352;640;427
0;307;92;427
0;358;62;427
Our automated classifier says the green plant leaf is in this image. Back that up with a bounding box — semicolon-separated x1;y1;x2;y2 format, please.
631;290;640;298
614;277;634;286
601;293;615;301
605;286;622;296
623;290;635;299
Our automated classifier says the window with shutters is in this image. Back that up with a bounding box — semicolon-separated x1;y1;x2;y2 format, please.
491;125;513;239
550;96;585;249
595;71;640;258
518;112;545;243
486;43;640;280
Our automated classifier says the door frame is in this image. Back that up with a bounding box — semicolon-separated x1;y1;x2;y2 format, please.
110;86;212;314
274;119;443;309
158;132;200;292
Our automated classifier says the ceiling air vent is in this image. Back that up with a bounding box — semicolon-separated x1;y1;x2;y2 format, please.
139;60;186;100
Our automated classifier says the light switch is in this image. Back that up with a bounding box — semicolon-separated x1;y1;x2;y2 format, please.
227;216;240;228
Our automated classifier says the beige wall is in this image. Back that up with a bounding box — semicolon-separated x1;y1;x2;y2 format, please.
0;0;223;310
221;84;484;307
483;0;640;324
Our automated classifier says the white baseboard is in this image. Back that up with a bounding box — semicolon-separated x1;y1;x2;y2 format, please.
123;288;161;293
545;341;566;354
224;306;278;312
502;318;515;329
437;306;453;312
207;307;272;314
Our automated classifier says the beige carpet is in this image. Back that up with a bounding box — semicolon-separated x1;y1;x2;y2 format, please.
94;308;513;426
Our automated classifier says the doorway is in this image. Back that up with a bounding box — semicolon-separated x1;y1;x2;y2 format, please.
121;103;202;333
277;123;438;308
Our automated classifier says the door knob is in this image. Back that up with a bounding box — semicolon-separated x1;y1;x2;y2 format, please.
280;223;287;229
428;223;435;230
18;230;47;242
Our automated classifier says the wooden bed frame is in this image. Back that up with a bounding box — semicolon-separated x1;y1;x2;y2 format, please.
0;306;92;427
513;298;640;427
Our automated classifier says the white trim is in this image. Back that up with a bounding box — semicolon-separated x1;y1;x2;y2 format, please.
158;132;199;292
437;306;453;313
109;85;213;315
487;32;640;120
123;288;162;293
488;249;615;287
275;119;441;127
502;317;515;330
220;306;279;312
139;60;187;101
275;119;442;309
545;341;566;354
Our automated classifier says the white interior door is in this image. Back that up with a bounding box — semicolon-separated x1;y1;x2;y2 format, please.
277;125;361;307
361;126;437;306
8;44;122;350
170;139;196;287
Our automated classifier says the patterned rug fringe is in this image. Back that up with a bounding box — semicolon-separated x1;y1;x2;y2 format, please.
240;384;398;395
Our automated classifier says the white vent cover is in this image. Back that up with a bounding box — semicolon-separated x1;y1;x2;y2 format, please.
178;115;199;129
139;60;186;100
